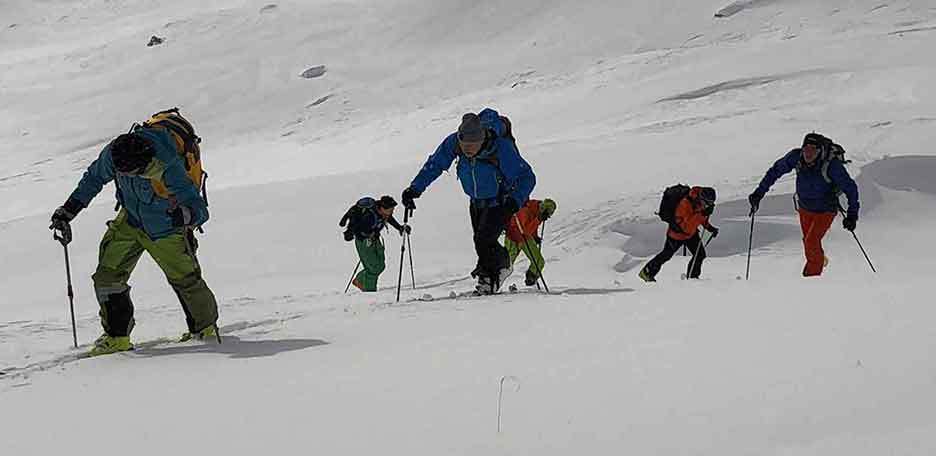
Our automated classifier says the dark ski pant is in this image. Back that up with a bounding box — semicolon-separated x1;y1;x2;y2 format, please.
469;203;509;280
643;232;707;279
91;211;219;337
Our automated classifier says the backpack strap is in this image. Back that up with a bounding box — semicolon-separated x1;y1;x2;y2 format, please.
144;108;202;165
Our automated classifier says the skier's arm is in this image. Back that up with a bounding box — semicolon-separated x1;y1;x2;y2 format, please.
409;134;458;194
162;154;209;226
67;145;117;209
828;161;860;219
339;205;356;227
752;150;799;198
387;216;404;232
495;139;536;205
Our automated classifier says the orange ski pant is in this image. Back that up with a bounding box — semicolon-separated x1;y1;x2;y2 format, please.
798;208;836;277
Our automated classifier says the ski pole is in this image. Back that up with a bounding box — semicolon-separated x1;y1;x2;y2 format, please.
344;260;361;293
406;231;416;290
838;209;876;273
847;230;876;273
396;208;412;303
514;215;550;294
745;213;755;280
53;226;78;349
685;230;712;280
532;221;546;291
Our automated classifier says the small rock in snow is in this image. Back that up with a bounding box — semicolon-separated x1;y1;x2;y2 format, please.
300;65;327;79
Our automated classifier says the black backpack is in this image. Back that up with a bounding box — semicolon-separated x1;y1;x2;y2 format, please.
499;115;515;144
797;133;849;185
339;197;382;240
456;115;515;167
657;184;691;226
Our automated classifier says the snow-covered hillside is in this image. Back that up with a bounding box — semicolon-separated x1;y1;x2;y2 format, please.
2;0;935;454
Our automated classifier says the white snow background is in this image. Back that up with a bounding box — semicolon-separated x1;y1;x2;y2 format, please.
2;0;936;454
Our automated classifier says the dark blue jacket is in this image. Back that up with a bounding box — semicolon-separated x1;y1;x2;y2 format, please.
753;149;860;218
409;108;536;207
340;197;403;240
68;128;209;240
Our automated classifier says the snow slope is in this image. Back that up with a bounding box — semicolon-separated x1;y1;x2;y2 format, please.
2;0;936;454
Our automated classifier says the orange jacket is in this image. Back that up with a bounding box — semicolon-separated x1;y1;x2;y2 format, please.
506;199;542;242
667;187;712;241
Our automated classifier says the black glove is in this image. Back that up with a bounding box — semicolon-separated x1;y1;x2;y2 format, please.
401;187;421;210
399;224;412;236
50;199;82;228
50;199;82;244
843;215;857;232
168;205;193;227
503;198;520;215
50;207;75;231
707;225;720;238
748;193;762;216
343;230;354;242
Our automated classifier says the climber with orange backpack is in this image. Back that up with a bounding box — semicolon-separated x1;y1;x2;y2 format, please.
49;108;219;357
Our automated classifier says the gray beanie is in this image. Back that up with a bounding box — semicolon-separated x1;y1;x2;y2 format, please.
457;113;485;143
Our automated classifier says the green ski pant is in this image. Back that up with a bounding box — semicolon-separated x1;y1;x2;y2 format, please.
91;211;218;337
354;237;386;292
505;237;545;278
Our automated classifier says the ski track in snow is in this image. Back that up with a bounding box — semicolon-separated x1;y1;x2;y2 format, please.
0;314;311;382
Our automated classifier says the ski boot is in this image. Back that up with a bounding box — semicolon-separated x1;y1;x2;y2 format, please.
474;275;495;296
493;266;512;294
86;334;133;357
638;267;656;283
524;270;539;287
179;324;221;343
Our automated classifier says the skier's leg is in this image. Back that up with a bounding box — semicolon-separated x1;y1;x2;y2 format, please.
91;213;145;337
469;204;483;277
144;229;218;333
354;237;384;291
642;236;682;279
476;205;509;277
521;238;545;278
504;237;522;267
799;209;836;276
684;232;707;279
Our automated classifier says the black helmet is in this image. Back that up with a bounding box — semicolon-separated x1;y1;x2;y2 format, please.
377;195;398;209
698;187;716;205
111;133;155;174
803;132;831;149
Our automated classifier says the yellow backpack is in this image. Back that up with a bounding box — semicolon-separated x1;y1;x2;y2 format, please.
141;108;207;201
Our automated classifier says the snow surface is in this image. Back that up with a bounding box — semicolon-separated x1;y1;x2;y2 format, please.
2;0;936;454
